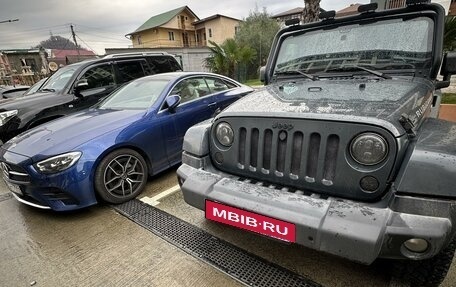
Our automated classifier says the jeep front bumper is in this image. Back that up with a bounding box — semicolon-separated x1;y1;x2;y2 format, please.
177;157;455;265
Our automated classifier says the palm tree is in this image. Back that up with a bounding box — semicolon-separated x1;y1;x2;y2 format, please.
205;41;228;75
205;40;256;80
302;0;321;23
444;16;456;51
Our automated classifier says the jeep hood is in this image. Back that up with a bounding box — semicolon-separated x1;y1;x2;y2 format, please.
2;108;145;161
218;78;433;137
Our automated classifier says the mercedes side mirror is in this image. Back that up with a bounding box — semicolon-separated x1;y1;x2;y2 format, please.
166;95;181;113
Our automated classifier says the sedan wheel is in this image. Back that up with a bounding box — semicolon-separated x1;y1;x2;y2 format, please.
95;149;148;204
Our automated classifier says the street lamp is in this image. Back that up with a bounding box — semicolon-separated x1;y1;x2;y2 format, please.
0;19;19;24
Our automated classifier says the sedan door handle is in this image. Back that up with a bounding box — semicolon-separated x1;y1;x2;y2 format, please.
208;102;217;107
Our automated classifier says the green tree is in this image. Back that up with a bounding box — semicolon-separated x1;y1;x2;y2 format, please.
205;39;256;81
444;16;456;51
303;0;321;23
235;7;280;71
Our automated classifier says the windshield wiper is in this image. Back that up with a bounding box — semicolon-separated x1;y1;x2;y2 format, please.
274;69;319;81
327;65;392;79
39;88;56;92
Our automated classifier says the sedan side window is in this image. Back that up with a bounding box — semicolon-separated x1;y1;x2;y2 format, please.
80;64;115;90
170;77;209;104
205;77;232;93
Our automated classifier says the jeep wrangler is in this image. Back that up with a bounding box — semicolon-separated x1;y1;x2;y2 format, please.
177;2;456;286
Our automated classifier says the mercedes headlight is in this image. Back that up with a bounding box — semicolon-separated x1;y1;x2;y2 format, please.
35;152;82;174
350;133;388;166
215;122;234;147
0;110;18;126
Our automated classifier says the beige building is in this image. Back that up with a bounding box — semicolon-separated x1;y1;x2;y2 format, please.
127;6;241;48
193;15;241;46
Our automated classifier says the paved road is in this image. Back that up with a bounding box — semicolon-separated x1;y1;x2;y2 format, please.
1;169;455;287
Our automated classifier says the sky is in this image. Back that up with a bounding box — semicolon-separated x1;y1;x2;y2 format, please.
0;0;369;54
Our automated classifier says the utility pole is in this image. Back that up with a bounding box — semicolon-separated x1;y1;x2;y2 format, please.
70;24;80;61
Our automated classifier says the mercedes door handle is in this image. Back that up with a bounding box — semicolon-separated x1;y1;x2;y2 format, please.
208;102;217;108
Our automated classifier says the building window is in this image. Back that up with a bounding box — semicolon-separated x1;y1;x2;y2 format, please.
137;35;142;45
168;31;175;41
235;26;240;35
185;16;188;20
208;28;212;38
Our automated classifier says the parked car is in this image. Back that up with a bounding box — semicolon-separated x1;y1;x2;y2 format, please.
0;78;48;101
0;85;30;99
0;52;182;144
22;77;48;96
177;3;456;287
0;72;253;211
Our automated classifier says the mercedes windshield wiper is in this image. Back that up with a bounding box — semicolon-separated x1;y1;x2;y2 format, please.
327;65;392;79
274;69;319;81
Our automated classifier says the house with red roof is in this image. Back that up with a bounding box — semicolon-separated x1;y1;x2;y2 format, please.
48;49;97;66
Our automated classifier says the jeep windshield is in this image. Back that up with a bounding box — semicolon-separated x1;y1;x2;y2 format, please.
274;17;433;78
39;63;82;93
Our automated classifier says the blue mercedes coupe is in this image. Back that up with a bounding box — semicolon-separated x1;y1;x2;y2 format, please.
0;72;253;211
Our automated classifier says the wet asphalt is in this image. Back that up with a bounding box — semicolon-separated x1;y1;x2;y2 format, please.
0;168;455;287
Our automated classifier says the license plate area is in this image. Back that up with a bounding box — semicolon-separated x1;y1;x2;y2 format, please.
205;200;296;242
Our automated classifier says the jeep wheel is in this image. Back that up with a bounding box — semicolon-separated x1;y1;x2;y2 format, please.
392;237;456;287
95;149;148;204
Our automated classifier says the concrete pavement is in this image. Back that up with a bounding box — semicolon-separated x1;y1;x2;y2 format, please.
0;169;455;287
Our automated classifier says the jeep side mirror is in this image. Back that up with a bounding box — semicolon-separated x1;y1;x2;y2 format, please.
166;95;181;113
260;66;266;83
441;52;456;81
74;79;89;97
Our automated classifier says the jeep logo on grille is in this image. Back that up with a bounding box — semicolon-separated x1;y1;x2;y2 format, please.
272;122;294;131
0;162;9;178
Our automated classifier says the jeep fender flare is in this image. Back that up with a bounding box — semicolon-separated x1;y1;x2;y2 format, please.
395;118;456;198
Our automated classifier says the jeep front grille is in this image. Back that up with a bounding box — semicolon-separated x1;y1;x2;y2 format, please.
236;128;339;185
210;117;397;201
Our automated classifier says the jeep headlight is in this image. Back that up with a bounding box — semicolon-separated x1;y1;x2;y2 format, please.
0;110;18;126
215;122;234;147
35;152;82;174
350;133;388;165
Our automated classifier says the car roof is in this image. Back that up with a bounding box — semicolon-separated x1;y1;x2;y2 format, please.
144;72;238;82
68;53;178;67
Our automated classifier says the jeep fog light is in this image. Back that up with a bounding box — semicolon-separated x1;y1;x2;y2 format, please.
404;238;429;253
360;176;379;193
350;133;388;165
215;122;234;147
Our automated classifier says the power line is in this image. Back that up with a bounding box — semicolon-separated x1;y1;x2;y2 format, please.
1;27;68;38
75;35;97;54
51;34;73;56
77;31;128;42
73;23;131;34
1;24;69;35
